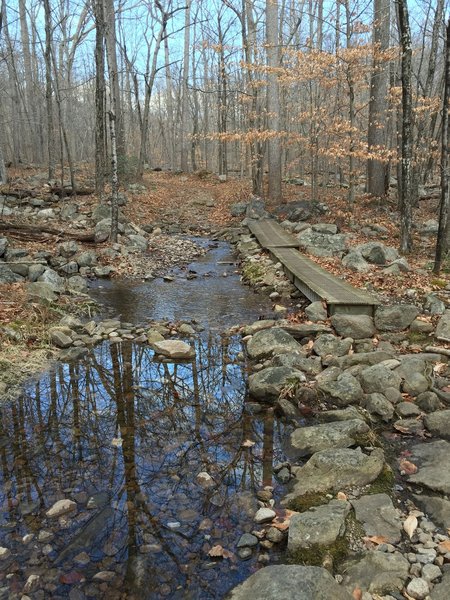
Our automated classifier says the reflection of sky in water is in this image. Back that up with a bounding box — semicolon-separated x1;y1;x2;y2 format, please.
0;337;287;599
89;241;276;329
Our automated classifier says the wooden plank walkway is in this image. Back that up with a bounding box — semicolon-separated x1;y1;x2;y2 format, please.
247;219;300;248
247;219;378;316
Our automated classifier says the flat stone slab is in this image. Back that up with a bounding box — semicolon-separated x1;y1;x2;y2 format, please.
248;367;306;401
351;493;402;544
282;447;385;504
431;572;450;600
228;565;353;600
319;407;365;422
151;340;195;359
246;328;302;360
288;500;350;551
424;410;450;438
290;419;369;457
408;440;450;494
413;494;450;529
342;551;410;595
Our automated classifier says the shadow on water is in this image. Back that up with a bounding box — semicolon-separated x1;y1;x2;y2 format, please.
0;335;287;599
88;240;277;329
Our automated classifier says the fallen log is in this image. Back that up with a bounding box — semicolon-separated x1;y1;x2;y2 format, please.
0;187;95;199
0;222;99;243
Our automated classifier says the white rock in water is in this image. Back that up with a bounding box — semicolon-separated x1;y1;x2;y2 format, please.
23;574;40;593
93;571;115;582
152;340;195;359
254;507;276;524
0;547;10;559
46;499;77;518
196;471;215;488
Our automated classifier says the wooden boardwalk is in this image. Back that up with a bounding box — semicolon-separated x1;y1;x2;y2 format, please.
247;219;378;316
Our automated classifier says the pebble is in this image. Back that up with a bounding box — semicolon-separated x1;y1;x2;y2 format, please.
38;530;54;542
23;574;40;593
266;527;284;543
422;563;442;582
406;577;430;599
0;547;10;559
92;571;115;582
46;499;76;518
237;547;252;560
237;533;258;549
254;507;276;524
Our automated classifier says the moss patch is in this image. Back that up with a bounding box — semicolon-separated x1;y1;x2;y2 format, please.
364;464;395;496
287;492;328;513
408;331;429;344
242;262;265;284
287;536;349;569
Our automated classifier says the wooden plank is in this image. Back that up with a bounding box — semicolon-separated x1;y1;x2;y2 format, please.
269;247;378;313
247;219;300;248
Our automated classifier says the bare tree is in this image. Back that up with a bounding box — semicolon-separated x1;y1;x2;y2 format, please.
266;0;282;202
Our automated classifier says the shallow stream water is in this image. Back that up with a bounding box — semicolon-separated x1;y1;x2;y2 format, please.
0;241;290;599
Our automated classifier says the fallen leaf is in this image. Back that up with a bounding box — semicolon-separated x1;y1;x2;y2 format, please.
111;437;122;448
438;539;450;553
59;571;84;584
399;459;418;474
337;491;347;501
403;514;418;539
352;588;362;600
393;423;412;434
241;439;256;448
208;545;234;559
363;535;388;545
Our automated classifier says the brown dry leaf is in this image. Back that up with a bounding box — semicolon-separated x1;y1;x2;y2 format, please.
337;491;347;501
208;545;234;560
271;509;298;531
352;588;362;600
438;539;450;553
363;535;388;546
241;439;256;448
393;423;412;434
403;514;418;539
398;459;418;475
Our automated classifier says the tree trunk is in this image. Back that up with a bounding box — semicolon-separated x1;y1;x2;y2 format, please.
180;0;191;171
266;0;282;202
43;0;55;180
397;0;413;253
433;17;450;274
94;0;106;196
367;0;390;197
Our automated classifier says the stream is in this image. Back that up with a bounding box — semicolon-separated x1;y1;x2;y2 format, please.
0;241;291;599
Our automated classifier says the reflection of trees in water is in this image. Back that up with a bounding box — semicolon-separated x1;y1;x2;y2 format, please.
0;336;286;598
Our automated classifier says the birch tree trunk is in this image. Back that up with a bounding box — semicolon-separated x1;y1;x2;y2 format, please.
43;0;55;180
367;0;390;197
433;17;450;274
266;0;282;202
180;0;191;172
94;0;106;195
397;0;413;253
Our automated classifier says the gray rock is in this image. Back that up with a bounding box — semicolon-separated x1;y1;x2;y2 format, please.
408;440;450;494
425;294;446;315
245;198;268;220
28;263;46;282
342;551;409;594
424;410;450;438
290;419;369;456
283;447;385;503
410;318;434;333
66;275;88;293
413;495;450;530
288;500;350;550
317;370;364;406
342;250;371;273
435;311;450;342
297;230;349;257
416;391;441;413
60;203;78;220
0;237;8;257
60;261;79;275
362;393;394;421
313;334;352;358
248;367;305;401
271;352;323;376
76;251;97;267
430;572;450;599
375;304;420;331
37;207;56;219
357;242;399;265
59;347;88;362
352;494;402;543
0;264;23;283
420;219;439;235
312;223;338;234
403;373;430;396
254;507;276;524
49;328;73;348
246;328;302;360
93;265;113;278
395;356;431;396
319;406;365;422
335;351;394;370
237;533;258;548
395;401;422;418
331;315;375;339
92;204;111;223
228;565;353;600
151;340;195;359
5;247;29;261
359;364;401;394
27;282;58;303
305;301;327;321
127;234;148;251
406;578;430;600
230;202;247;217
38;268;64;290
59;241;79;258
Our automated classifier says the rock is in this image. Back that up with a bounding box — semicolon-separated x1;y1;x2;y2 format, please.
424;410;450;438
67;275;88;293
60;261;79;275
410;318;434;334
430;571;450;599
28;263;46;282
127;234;148;251
9;262;29;277
342;551;409;594
395;401;422;418
317;370;364;406
374;304;420;331
23;574;41;593
416;391;441;413
319;406;364;422
435;311;450;342
230;202;247;217
59;241;79;258
242;320;277;336
0;264;23;283
408;440;450;494
342;251;371;272
420;219;439;235
313;334;353;358
297;229;349;257
179;323;196;336
266;527;284;543
93;571;115;582
403;373;430;396
38;268;64;290
288;499;350;550
248;367;305;401
271;352;322;376
282;447;385;503
196;472;215;489
37;207;56;219
49;328;73;348
151;340;195;359
46;499;77;518
305;301;328;321
254;507;276;524
359;364;401;394
362;393;395;421
27;282;58;303
246;198;268;219
60;202;78;220
425;294;446;315
421;563;442;582
59;347;88;362
92;204;112;223
77;251;97;267
229;565;352;600
406;578;430;600
246;328;302;360
357;242;399;265
0;547;10;560
331;315;375;339
352;494;402;543
290;419;369;456
335;351;394;370
0;237;8;257
237;533;259;548
93;265;113;278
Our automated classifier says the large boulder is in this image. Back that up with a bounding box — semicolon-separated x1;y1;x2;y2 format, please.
331;315;375;339
356;242;399;265
297;229;349;258
424;410;450;438
359;364;401;394
271;352;322;376
290;419;369;456
316;370;364;406
246;328;302;360
27;282;58;303
248;367;305;401
435;311;450;342
228;565;352;600
37;268;64;291
288;500;350;550
351;493;402;544
0;264;23;284
151;340;195;360
342;551;409;595
408;440;450;494
374;304;419;331
342;251;371;272
313;334;352;358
